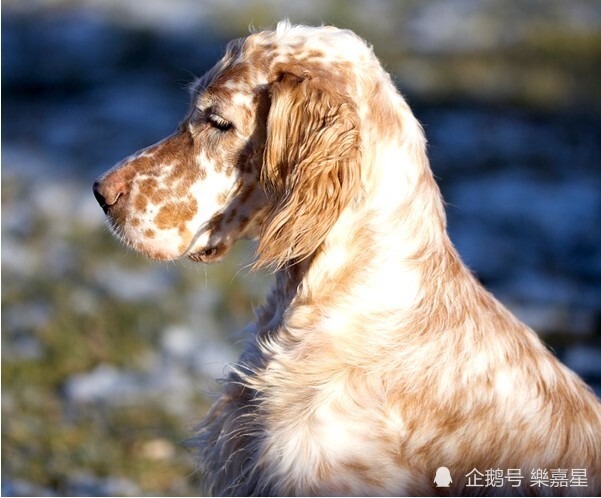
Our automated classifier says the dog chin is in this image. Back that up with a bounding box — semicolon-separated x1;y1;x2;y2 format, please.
114;230;183;262
134;243;180;262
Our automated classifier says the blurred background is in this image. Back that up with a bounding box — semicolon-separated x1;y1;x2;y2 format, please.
2;0;601;495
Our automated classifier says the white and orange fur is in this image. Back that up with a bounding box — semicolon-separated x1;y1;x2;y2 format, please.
93;22;601;496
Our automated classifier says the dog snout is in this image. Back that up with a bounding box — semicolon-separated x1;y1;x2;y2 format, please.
93;171;129;213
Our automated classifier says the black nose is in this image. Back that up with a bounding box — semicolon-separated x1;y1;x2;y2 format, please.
93;180;109;213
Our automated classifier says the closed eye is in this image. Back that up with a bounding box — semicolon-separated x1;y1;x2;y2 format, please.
207;112;233;132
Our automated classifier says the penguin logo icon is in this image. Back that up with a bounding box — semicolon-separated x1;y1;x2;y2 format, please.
434;467;452;487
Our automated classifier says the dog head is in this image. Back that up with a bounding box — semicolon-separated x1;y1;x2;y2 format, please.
93;23;367;267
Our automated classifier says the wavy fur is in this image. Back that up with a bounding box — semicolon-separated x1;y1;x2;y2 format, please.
95;21;601;497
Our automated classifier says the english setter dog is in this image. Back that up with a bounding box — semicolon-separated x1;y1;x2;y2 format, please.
93;22;601;496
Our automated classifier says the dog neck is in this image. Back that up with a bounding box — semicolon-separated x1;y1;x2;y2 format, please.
262;101;469;343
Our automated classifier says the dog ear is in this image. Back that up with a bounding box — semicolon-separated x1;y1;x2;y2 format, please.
256;68;361;269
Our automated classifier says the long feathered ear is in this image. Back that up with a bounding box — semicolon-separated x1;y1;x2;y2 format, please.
256;69;361;269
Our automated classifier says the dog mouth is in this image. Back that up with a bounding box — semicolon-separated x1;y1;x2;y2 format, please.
188;243;229;263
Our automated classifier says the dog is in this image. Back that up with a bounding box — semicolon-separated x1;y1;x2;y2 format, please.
93;21;601;496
